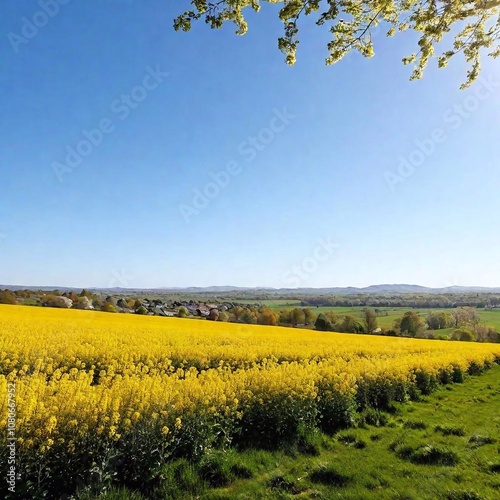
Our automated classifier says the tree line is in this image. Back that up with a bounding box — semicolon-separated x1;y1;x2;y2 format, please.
300;294;500;309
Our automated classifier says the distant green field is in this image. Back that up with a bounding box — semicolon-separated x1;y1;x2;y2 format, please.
479;309;500;330
266;305;500;332
242;299;302;307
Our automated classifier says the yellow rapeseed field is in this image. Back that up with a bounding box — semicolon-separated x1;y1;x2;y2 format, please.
1;303;500;490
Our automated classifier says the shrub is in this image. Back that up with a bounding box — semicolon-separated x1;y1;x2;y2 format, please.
438;367;454;384
468;434;496;447
77;488;144;500
78;488;145;500
257;307;279;326
170;413;227;460
115;423;173;492
395;311;424;337
316;386;356;434
0;290;18;305
43;295;73;308
339;315;365;333
452;366;465;382
445;490;483;500
74;296;94;310
315;313;334;332
198;452;233;488
309;464;351;487
451;327;475;342
467;362;483;375
267;474;299;493
384;329;398;336
177;307;188;318
337;433;357;445
158;459;204;499
414;369;438;395
434;425;465;437
101;303;117;313
296;426;322;456
217;311;229;322
240;309;258;324
395;444;459;466
229;463;253;479
403;420;427;430
356;377;408;410
354;439;367;449
360;408;389;427
235;392;317;449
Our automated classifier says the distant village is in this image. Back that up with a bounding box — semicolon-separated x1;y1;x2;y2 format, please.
0;288;254;321
114;297;233;320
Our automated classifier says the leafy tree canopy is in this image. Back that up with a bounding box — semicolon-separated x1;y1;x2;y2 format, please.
175;1;500;88
395;310;424;336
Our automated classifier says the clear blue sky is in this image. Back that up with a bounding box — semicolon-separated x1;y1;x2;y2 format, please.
1;1;499;289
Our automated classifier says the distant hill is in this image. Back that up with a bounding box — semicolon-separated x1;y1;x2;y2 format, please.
1;284;500;295
273;284;500;295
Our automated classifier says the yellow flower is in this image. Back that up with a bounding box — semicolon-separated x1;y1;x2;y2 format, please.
46;416;57;433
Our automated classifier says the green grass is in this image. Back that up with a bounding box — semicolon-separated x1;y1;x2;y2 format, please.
85;365;500;500
206;366;500;499
479;310;500;331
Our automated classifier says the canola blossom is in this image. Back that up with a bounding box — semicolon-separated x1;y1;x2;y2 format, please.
1;305;499;496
